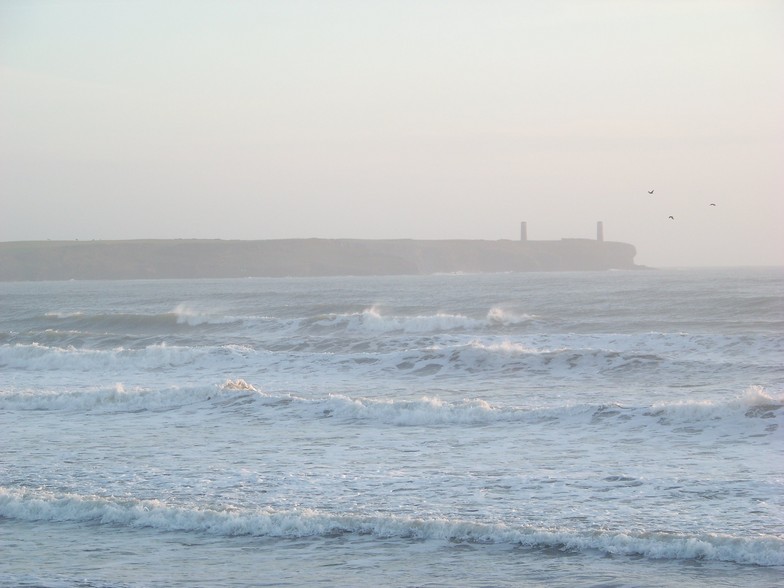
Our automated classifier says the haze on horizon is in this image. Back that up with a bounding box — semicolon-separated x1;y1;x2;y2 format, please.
1;0;782;268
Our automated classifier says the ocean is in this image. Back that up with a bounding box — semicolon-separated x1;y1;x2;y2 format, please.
1;267;782;587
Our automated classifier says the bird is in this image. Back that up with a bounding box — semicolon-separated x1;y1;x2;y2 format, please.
709;203;717;206
648;189;654;194
668;215;675;220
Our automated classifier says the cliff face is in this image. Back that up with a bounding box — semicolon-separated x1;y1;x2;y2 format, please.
0;238;640;281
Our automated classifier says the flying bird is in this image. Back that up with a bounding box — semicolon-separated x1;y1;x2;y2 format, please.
648;189;654;194
709;203;717;206
668;215;675;220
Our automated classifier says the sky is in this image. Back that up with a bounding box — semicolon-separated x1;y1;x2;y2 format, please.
1;0;782;267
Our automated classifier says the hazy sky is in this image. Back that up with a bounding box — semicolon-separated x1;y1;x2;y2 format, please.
1;0;782;267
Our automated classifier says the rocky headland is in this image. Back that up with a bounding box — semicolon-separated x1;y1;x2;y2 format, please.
0;238;642;281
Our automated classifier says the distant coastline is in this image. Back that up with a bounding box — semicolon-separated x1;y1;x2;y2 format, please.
0;238;642;281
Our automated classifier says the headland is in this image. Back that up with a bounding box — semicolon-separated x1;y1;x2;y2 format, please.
0;235;642;281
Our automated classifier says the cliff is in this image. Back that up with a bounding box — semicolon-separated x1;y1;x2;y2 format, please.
0;238;641;281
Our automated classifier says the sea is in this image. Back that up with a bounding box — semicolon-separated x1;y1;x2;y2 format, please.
0;267;782;587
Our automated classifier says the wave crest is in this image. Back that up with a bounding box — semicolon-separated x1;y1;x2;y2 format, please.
1;487;780;566
308;306;534;335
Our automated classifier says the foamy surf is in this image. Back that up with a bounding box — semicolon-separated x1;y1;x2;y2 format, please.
2;381;780;436
1;487;780;567
2;268;782;586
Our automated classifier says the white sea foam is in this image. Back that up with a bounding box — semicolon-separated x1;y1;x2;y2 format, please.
320;394;500;425
310;306;535;335
1;487;780;566
485;307;536;326
222;378;258;391
172;303;241;326
343;307;485;333
44;311;86;319
649;385;784;420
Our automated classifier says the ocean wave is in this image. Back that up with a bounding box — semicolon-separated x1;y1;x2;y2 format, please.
317;386;784;428
269;331;783;371
171;303;244;326
0;380;261;412
306;306;534;335
33;306;243;333
2;334;775;384
0;342;255;372
648;386;784;419
1;486;780;566
33;305;515;336
3;378;780;434
334;339;763;381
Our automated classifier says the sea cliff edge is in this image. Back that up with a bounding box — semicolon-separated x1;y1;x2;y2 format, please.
0;238;642;281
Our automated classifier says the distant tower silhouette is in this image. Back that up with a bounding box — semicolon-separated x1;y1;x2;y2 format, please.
596;221;604;242
520;221;528;241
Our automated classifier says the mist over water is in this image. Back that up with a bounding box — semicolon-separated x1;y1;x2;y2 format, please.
1;268;782;587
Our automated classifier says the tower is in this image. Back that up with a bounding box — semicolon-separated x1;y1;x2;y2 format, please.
596;221;604;242
520;221;527;241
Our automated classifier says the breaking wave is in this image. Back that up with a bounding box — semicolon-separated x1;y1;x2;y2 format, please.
0;487;780;566
2;380;780;433
312;386;784;429
307;306;535;334
3;332;776;384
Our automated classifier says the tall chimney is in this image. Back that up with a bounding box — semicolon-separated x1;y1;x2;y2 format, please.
520;221;527;241
596;221;604;242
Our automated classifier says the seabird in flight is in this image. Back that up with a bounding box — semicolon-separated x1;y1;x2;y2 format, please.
668;215;675;220
648;189;654;194
709;203;717;206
